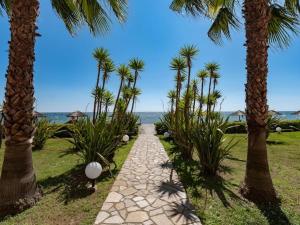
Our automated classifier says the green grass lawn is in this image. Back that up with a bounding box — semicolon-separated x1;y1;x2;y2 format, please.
0;137;135;225
160;132;300;225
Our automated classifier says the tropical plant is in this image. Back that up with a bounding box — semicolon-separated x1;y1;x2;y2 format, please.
103;90;114;116
129;58;145;90
69;117;121;167
112;64;130;119
33;119;56;150
192;114;237;176
130;87;142;114
170;0;299;203
0;0;128;215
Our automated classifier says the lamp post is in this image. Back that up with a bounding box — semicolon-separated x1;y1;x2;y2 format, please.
276;127;282;134
122;134;129;143
85;162;102;189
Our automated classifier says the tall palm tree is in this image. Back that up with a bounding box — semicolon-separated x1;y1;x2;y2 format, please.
0;0;127;215
93;48;109;120
170;0;299;203
130;87;142;114
103;90;114;117
180;45;198;129
112;64;130;119
170;57;187;129
98;58;114;115
129;58;145;90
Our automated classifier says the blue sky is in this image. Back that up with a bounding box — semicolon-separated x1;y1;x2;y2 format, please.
0;0;299;112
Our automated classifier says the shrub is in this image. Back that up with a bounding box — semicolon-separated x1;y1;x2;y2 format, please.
33;119;56;150
124;113;140;136
68;117;121;167
191;115;238;176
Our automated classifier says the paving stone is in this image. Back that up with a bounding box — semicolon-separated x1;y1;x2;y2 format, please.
133;196;144;202
136;200;149;208
105;192;123;203
95;211;110;224
103;215;124;224
126;211;149;223
152;214;173;225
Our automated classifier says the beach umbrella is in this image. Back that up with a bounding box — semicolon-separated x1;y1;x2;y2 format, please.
67;111;87;121
33;111;45;118
268;110;282;116
229;110;245;121
291;110;300;116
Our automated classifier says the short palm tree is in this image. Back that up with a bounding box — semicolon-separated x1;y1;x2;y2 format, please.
170;0;299;203
0;0;128;215
191;79;198;117
98;58;114;115
170;57;187;129
103;90;114;116
167;90;177;115
130;87;142;114
129;58;145;90
197;69;208;117
180;45;198;129
205;63;220;116
112;64;130;119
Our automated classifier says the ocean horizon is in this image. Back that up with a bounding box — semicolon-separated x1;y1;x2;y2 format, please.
40;111;299;124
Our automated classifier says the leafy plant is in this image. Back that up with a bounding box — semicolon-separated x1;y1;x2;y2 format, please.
192;115;238;176
33;119;56;150
68;117;121;168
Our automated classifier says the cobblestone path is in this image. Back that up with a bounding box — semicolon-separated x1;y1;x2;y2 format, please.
94;124;201;225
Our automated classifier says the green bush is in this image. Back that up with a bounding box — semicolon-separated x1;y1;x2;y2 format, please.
123;113;140;136
192;115;238;176
68;117;121;167
33;119;56;150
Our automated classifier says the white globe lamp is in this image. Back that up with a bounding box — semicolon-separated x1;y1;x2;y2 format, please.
123;134;129;143
85;162;102;187
276;127;282;134
164;132;170;138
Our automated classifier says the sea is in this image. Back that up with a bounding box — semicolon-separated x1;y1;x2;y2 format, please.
42;111;299;124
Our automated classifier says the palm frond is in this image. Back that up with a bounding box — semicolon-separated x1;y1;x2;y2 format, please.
284;0;300;15
170;0;207;16
207;7;240;44
268;4;299;49
0;0;10;16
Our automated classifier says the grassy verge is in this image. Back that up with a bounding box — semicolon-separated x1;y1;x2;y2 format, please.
159;132;300;225
0;137;136;225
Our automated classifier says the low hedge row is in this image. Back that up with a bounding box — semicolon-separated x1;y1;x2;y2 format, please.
155;120;300;134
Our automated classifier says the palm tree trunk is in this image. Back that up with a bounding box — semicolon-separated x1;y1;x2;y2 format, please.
98;75;106;115
104;103;109;117
184;61;191;129
112;79;123;120
130;96;136;114
197;78;204;123
0;0;41;216
206;75;213;121
93;65;101;123
175;72;181;130
240;0;277;203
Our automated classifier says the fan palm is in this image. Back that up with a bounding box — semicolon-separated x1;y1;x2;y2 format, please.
130;87;142;114
180;45;199;129
170;0;299;203
98;58;114;115
170;57;187;129
112;64;130;119
0;0;128;216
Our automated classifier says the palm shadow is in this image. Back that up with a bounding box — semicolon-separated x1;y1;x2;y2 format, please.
256;202;291;225
168;201;201;224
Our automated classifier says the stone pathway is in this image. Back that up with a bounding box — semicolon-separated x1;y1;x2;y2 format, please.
94;124;201;225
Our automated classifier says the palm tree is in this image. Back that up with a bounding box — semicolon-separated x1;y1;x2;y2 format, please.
0;0;9;16
180;45;198;129
130;87;142;114
170;57;187;129
112;64;130;119
126;73;135;88
98;58;114;115
170;0;299;203
205;63;219;116
92;48;109;121
129;58;145;90
103;90;114;117
197;69;208;121
191;79;198;117
0;0;127;215
167;90;177;115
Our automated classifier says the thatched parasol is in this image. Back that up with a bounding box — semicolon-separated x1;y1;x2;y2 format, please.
33;111;45;118
229;110;245;121
291;110;300;116
67;111;87;121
